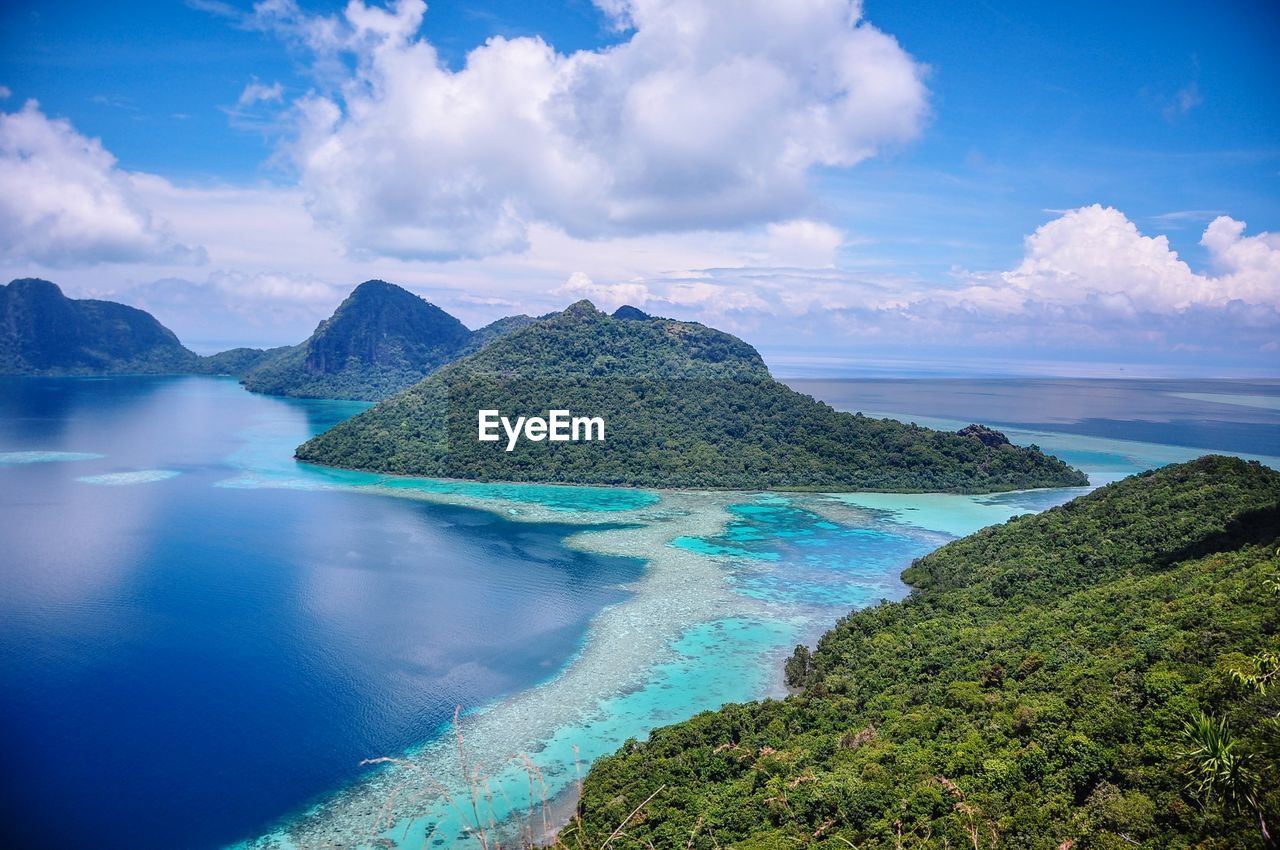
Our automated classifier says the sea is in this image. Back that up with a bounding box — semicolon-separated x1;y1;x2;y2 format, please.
0;375;1276;849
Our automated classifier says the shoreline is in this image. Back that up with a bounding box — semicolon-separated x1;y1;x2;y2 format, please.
228;465;1101;850
292;457;1089;497
228;421;1268;849
236;487;788;849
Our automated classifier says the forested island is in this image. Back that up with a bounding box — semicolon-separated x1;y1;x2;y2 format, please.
558;456;1280;849
296;300;1087;492
237;280;537;401
0;277;532;400
2;276;1086;491
0;278;204;375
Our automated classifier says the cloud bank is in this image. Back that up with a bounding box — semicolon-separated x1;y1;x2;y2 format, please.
559;205;1280;362
251;0;928;259
979;204;1279;314
0;101;204;266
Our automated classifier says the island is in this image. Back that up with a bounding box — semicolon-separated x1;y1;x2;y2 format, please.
238;279;535;401
557;455;1280;849
0;277;536;401
0;278;203;375
295;300;1089;492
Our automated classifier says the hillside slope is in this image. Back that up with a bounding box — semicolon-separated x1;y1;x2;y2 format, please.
296;301;1087;492
564;456;1280;849
239;280;474;401
0;278;200;375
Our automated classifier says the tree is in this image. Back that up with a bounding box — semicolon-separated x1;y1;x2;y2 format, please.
1180;712;1275;849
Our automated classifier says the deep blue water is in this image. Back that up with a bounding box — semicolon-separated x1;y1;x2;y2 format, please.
0;377;643;850
3;375;1279;850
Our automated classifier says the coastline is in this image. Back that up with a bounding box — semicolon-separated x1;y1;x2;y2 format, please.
236;488;787;848
229;472;1075;850
224;390;1280;849
292;456;1087;496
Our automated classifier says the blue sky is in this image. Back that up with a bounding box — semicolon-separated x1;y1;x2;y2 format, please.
1;0;1277;374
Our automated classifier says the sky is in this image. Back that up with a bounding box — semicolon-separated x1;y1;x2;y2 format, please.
1;0;1278;376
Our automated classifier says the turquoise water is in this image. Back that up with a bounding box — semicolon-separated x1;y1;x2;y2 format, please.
0;449;105;463
674;500;930;607
337;617;801;850
2;375;1277;849
77;469;182;485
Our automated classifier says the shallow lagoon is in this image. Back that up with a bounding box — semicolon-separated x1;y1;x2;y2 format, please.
1;375;1277;849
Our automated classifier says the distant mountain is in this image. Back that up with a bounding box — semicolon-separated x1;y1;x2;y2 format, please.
611;304;652;321
296;300;1088;492
0;278;201;375
239;280;477;401
199;346;284;376
0;277;530;395
466;313;540;351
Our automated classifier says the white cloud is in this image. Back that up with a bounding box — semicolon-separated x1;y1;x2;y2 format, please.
1199;215;1280;300
123;271;346;350
545;205;1280;359
7;155;1272;369
237;80;284;107
205;268;337;302
555;271;654;311
185;0;240;19
0;100;204;266
250;0;926;260
985;204;1280;314
761;220;844;267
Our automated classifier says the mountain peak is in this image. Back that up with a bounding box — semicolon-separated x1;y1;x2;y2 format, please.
612;305;651;321
239;279;486;401
6;278;65;297
1;278;196;374
561;299;603;317
349;279;402;298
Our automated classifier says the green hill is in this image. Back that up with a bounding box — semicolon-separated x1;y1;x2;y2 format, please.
0;277;537;393
467;313;540;350
198;346;285;376
239;280;476;401
295;300;1087;492
0;278;201;375
562;456;1280;849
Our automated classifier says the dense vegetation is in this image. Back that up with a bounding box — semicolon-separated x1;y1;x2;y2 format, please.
239;280;479;401
198;346;283;376
296;301;1087;493
560;456;1280;849
468;313;540;349
0;278;202;375
0;277;535;394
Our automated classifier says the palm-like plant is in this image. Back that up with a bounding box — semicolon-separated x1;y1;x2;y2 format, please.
1180;712;1274;849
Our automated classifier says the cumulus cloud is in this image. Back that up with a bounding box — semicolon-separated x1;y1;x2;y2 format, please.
975;204;1280;314
556;271;651;311
560;205;1279;361
0;100;204;266
755;220;845;268
243;0;926;260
